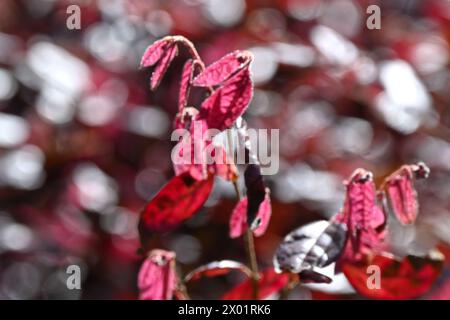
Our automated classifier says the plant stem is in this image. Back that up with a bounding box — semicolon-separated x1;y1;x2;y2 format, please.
227;129;259;299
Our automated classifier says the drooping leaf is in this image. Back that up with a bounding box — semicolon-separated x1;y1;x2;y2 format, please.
229;197;247;239
138;172;214;240
334;169;386;264
299;269;332;284
192;51;252;87
382;162;430;225
221;268;289;300
184;260;251;282
229;190;271;239
178;59;200;112
138;249;177;300
198;67;253;131
244;164;266;226
342;251;444;300
150;42;178;90
140;38;173;68
274;220;347;278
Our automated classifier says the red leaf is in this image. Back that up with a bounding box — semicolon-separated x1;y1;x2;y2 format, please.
229;197;247;239
138;172;214;237
199;67;253;131
382;163;429;225
221;268;289;300
229;190;271;239
151;42;178;90
334;169;386;264
245;164;266;226
140;38;172;68
178;59;201;112
184;260;251;282
138;249;177;300
192;51;252;87
209;145;238;181
342;251;444;300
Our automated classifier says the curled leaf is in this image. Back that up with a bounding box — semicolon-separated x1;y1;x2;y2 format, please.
150;42;178;90
229;190;271;239
244;164;266;226
343;250;444;299
274;220;348;280
140;37;173;68
178;59;201;112
382;162;430;225
138;249;177;300
192;51;253;87
184;260;251;282
334;169;386;264
221;268;289;300
138;172;214;241
198;67;253;131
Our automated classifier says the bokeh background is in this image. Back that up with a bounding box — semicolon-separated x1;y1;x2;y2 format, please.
0;0;450;299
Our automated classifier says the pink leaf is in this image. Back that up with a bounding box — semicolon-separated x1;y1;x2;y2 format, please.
209;145;238;181
199;67;253;131
184;260;251;282
192;51;252;87
229;197;248;239
382;163;429;225
140;38;173;68
229;190;271;239
251;191;272;236
178;59;201;112
150;42;178;90
138;249;177;300
334;169;386;264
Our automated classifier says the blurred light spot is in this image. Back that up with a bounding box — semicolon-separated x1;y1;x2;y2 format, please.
84;23;128;64
287;0;323;21
101;207;137;237
204;0;246;27
98;0;125;18
0;223;34;251
27;41;90;96
415;137;450;171
0;33;21;64
272;42;315;68
247;8;286;38
0;145;45;190
145;10;173;37
0;113;30;148
1;262;41;300
78;94;120;126
36;85;76;124
411;38;449;75
352;55;377;84
310;25;358;66
0;68;17;100
274;164;344;216
73;163;118;212
376;60;431;134
249;47;278;85
319;0;362;37
324;117;373;154
288;101;334;140
135;168;166;200
169;234;202;264
126;106;170;138
248;90;283;116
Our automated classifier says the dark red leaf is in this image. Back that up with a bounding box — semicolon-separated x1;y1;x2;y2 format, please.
221;268;289;300
192;51;252;87
184;260;251;282
198;67;253;131
245;164;266;226
342;251;444;299
138;249;177;300
138;172;214;238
